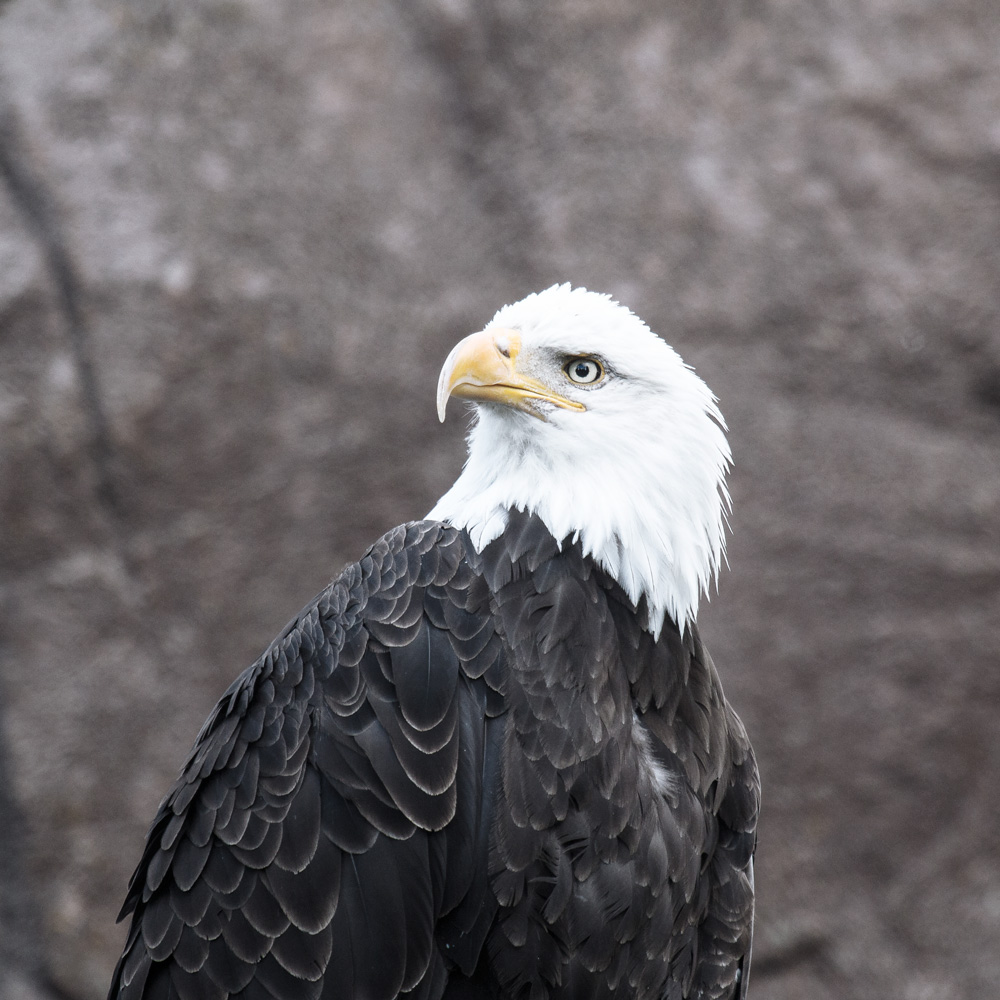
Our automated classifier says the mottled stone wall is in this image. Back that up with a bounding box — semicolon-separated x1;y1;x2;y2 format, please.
1;1;998;997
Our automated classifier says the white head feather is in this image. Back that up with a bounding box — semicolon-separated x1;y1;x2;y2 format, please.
428;284;731;637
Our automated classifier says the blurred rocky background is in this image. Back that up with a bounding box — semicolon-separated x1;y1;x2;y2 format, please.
1;0;999;997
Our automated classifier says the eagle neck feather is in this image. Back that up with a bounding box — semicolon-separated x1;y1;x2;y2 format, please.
429;399;730;637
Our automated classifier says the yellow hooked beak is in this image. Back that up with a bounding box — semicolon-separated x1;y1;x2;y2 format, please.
436;328;587;422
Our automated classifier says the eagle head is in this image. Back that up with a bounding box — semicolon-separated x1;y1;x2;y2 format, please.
428;284;731;636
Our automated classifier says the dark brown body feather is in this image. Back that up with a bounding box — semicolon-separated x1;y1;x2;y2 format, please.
109;511;758;1000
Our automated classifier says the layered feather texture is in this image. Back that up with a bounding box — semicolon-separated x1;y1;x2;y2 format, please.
111;523;506;1000
110;515;757;1000
475;511;756;1000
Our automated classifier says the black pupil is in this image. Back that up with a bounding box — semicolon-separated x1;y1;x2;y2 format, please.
574;362;592;380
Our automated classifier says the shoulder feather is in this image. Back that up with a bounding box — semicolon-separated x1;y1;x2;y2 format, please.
110;522;504;1000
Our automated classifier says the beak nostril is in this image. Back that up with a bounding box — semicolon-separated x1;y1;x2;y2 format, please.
495;337;511;359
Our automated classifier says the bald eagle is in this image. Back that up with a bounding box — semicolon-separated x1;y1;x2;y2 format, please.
109;286;759;1000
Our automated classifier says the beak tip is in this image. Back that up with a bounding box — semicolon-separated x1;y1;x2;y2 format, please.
436;365;451;423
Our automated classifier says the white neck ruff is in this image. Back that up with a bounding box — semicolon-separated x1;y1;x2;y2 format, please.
429;394;730;638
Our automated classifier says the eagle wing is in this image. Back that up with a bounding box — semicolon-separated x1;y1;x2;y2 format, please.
630;623;759;1000
109;522;505;1000
470;510;759;1000
686;639;758;1000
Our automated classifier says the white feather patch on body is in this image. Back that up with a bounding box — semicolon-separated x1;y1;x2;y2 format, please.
632;712;678;797
429;285;731;637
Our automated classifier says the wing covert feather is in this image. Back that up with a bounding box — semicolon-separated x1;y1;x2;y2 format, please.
109;522;503;1000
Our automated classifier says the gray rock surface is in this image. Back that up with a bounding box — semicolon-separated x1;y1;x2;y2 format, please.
1;1;998;997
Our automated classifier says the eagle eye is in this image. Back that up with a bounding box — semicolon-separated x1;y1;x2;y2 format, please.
565;357;604;385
